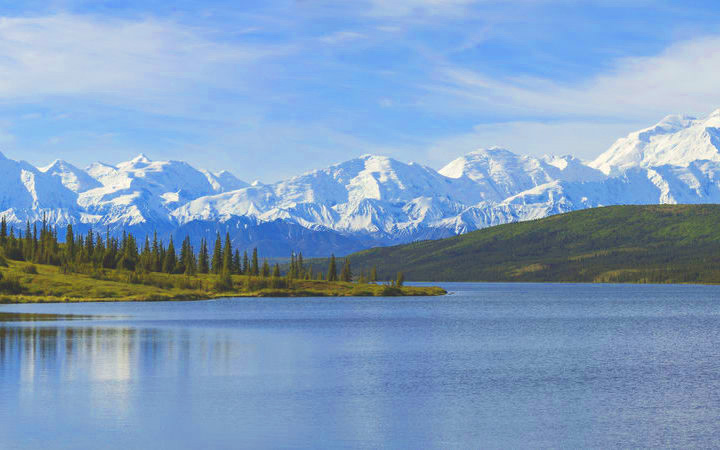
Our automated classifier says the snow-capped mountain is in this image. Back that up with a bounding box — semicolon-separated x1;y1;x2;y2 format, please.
590;109;720;175
3;108;720;256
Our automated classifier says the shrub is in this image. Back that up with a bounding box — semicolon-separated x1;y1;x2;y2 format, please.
379;286;403;297
174;276;201;290
350;287;374;296
213;272;234;292
21;264;38;274
0;276;23;294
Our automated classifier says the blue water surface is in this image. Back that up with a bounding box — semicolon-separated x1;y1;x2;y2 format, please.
1;283;719;449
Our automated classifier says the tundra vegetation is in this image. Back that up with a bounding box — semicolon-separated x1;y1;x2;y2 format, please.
0;217;444;303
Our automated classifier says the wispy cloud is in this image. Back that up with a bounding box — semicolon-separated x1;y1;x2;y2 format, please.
0;14;289;110
318;31;366;44
430;34;720;120
364;0;478;17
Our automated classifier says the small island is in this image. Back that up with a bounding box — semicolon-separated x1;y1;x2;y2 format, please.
0;219;445;303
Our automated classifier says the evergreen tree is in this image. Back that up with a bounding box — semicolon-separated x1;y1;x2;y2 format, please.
139;236;152;272
84;228;94;260
211;232;223;274
232;249;241;275
297;252;304;278
163;237;177;274
327;254;338;282
340;258;352;282
198;238;209;274
222;233;232;275
272;263;280;277
152;231;162;272
181;236;196;276
242;251;249;275
251;248;259;276
261;259;270;277
65;224;75;260
289;252;297;279
24;220;32;261
370;265;378;282
0;216;7;246
119;233;138;271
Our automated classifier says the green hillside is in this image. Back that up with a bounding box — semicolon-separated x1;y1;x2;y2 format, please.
347;205;720;284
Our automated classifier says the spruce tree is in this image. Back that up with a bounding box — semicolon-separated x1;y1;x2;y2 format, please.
261;259;270;277
251;248;259;276
232;249;241;275
152;232;161;272
327;254;337;282
198;238;209;274
222;233;233;275
163;237;177;274
0;216;7;246
211;232;223;274
182;236;196;276
242;251;249;275
340;258;352;282
65;224;75;260
272;263;280;277
297;252;304;278
140;236;151;272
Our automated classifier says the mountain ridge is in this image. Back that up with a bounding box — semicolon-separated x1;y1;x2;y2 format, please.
344;204;720;283
3;109;720;256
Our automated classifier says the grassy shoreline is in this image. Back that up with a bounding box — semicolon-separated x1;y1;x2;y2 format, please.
0;260;446;304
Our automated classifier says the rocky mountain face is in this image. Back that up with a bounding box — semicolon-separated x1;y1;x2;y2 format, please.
4;109;720;256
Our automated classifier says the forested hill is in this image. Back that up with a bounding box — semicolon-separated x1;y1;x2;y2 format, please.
348;205;720;284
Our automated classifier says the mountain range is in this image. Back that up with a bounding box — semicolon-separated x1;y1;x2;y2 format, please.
4;109;720;256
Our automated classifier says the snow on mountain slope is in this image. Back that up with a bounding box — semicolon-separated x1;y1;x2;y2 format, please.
172;154;475;237
439;147;605;201
591;109;720;175
80;154;248;227
201;169;249;192
40;159;102;193
0;152;81;225
3;108;720;255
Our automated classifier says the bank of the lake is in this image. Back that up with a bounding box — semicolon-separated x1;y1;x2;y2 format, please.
0;260;445;303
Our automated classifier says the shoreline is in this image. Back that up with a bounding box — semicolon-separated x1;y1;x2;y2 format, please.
0;287;447;304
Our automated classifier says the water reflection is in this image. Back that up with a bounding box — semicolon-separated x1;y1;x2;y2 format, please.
0;323;245;384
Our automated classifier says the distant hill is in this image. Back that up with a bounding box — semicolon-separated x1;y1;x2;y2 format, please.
347;205;720;284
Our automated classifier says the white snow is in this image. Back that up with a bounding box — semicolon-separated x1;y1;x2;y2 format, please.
2;108;720;250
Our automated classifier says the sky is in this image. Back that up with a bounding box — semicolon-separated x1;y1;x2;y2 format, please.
1;0;720;182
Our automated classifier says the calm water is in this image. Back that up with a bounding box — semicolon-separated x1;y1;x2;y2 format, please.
1;283;720;449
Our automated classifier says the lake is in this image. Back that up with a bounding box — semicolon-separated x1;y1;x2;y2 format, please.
1;283;720;449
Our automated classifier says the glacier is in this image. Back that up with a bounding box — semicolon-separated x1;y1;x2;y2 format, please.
4;109;720;256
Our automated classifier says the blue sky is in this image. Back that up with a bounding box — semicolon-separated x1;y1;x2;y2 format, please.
2;0;720;181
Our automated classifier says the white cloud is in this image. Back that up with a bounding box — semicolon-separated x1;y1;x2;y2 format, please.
319;31;366;44
431;35;720;120
365;0;478;17
0;14;286;107
407;34;720;162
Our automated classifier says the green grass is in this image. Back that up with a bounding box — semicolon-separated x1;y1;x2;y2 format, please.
344;204;720;284
0;260;445;303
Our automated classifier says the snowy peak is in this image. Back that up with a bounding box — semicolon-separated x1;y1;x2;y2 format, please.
202;169;249;193
123;153;152;166
2;107;720;256
439;147;604;201
590;109;720;175
40;159;102;193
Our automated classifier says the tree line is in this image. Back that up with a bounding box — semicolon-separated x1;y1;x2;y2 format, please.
0;216;394;284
